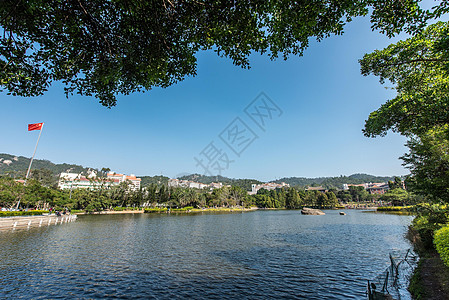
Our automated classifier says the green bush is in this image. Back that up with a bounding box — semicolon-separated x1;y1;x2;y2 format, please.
434;226;449;268
409;205;449;251
113;207;141;211
0;210;49;217
172;206;194;212
411;216;440;250
377;206;414;211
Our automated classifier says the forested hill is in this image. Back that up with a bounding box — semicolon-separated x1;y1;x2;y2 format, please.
139;175;170;187
1;153;398;190
0;153;88;177
273;174;396;189
177;174;262;191
179;173;397;190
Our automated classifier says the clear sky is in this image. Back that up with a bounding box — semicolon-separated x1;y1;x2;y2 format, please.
1;16;416;181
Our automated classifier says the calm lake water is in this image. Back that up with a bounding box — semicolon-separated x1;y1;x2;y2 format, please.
0;210;413;299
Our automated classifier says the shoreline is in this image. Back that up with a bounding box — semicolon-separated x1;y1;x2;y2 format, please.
3;206;381;218
0;214;77;230
73;207;379;215
76;210;144;215
74;207;259;215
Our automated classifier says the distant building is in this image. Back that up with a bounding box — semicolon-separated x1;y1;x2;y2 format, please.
306;186;327;193
209;182;223;189
366;183;389;195
342;183;369;190
168;178;220;190
58;171;141;191
342;182;390;195
249;182;290;195
58;172;111;190
107;173;141;191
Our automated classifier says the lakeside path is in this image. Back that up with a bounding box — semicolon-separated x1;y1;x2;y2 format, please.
0;214;77;230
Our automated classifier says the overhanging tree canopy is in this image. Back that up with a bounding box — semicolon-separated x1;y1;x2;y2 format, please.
1;0;443;107
360;21;449;137
360;20;449;203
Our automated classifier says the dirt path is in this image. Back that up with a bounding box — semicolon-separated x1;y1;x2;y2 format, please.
416;254;449;300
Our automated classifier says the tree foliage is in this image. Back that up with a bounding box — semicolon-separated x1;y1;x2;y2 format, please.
1;0;444;107
401;125;449;202
360;21;449;137
285;187;302;209
360;21;449;203
379;188;411;205
274;173;394;189
0;175;343;210
388;176;404;190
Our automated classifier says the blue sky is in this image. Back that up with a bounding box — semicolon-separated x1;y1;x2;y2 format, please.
1;16;417;181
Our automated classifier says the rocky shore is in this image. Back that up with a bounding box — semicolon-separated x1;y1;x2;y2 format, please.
301;207;325;215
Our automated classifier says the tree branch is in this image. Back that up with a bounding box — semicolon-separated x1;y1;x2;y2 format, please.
385;57;449;67
75;0;113;56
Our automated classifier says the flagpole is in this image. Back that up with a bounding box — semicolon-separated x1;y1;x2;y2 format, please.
17;123;45;209
25;123;44;184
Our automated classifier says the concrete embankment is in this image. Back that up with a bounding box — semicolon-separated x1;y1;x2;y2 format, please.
0;214;77;230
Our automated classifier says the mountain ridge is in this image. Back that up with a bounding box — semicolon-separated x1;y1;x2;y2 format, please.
0;153;400;189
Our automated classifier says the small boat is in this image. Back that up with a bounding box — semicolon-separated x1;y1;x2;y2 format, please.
339;211;346;215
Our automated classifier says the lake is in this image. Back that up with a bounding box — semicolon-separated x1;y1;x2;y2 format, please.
0;210;413;299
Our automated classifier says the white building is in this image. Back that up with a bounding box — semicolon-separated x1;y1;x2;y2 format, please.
342;182;390;194
58;172;141;191
249;182;290;195
58;172;114;190
168;178;221;190
106;173;141;191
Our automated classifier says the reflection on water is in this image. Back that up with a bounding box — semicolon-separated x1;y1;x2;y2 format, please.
0;210;413;299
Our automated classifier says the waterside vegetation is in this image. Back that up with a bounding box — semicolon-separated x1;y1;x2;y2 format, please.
0;176;344;213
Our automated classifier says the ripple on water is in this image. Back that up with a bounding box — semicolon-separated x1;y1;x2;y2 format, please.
0;210;413;299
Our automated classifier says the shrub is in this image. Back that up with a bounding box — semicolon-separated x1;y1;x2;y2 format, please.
172;206;194;212
0;210;49;217
411;216;440;250
434;226;449;268
113;207;141;211
409;205;449;251
377;206;414;211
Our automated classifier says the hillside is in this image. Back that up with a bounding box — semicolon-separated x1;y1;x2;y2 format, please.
179;173;397;190
139;175;170;187
273;174;396;189
0;153;399;190
177;174;262;191
0;153;89;177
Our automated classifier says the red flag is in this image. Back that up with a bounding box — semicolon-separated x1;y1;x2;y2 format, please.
28;123;43;131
